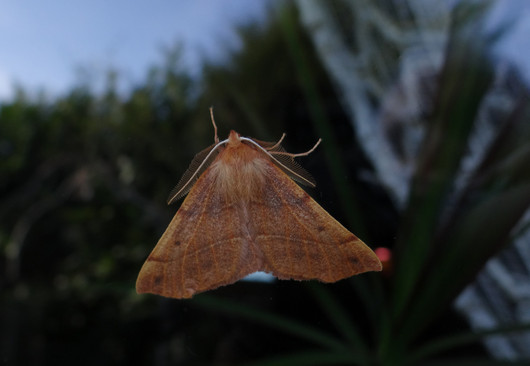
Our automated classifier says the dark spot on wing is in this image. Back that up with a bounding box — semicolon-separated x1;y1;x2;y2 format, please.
153;275;163;286
348;256;361;267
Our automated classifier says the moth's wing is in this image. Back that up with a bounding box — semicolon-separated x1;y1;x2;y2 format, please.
251;164;382;282
250;138;316;187
167;142;219;204
136;168;260;299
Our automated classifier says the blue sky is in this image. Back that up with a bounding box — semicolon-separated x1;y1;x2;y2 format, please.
0;0;272;100
0;1;529;101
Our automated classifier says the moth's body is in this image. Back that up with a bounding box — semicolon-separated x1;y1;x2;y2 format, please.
137;123;382;299
211;131;269;204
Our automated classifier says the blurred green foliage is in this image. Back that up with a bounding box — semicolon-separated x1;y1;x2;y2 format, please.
1;3;530;366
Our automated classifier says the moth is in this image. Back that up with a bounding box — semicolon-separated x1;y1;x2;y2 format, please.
136;109;382;299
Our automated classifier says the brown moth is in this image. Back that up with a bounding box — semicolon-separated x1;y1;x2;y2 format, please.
136;109;382;299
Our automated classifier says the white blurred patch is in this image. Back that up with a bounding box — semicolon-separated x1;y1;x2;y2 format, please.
242;271;275;283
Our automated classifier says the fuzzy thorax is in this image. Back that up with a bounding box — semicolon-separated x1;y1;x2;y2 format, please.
209;130;270;203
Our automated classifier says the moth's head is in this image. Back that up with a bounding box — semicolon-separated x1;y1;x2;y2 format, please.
227;130;242;146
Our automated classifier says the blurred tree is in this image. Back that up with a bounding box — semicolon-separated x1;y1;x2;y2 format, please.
0;44;200;365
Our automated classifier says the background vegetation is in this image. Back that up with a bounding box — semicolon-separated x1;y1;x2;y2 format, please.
1;3;530;366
